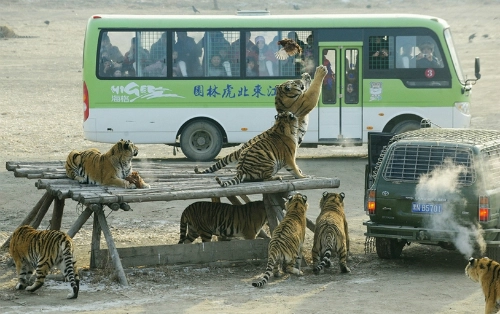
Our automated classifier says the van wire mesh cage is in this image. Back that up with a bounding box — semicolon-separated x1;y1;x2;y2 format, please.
372;128;500;183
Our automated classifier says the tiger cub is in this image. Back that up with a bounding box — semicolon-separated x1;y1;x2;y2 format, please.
215;112;304;187
465;257;500;314
194;66;326;175
312;191;350;274
65;139;149;189
178;200;269;243
252;193;308;287
9;225;80;299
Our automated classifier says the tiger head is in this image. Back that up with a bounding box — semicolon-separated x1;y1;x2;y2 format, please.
275;78;308;112
107;139;139;159
319;191;345;212
465;257;498;283
273;111;298;136
285;193;308;212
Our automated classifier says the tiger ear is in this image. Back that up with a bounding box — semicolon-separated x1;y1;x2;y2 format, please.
123;141;130;150
468;257;475;265
301;194;307;202
322;191;328;197
340;192;345;200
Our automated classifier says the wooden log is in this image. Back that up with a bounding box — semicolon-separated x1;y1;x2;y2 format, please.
94;239;270;268
226;196;243;205
75;177;340;205
263;193;286;233
31;194;55;229
95;208;128;286
90;209;102;269
50;198;65;230
1;192;50;250
67;206;93;238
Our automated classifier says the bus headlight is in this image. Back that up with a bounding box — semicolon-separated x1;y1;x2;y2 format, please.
454;102;470;115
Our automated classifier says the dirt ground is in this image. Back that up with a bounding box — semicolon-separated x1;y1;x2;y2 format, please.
1;0;499;313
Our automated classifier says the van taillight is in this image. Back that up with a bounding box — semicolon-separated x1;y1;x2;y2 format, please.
367;189;376;215
83;82;89;122
479;196;490;222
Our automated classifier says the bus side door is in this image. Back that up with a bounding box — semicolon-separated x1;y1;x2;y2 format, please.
318;44;362;142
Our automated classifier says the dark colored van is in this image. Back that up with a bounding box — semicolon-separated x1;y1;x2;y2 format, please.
364;128;500;259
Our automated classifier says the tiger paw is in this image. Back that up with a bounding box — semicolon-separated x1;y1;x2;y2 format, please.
315;65;328;78
301;72;312;83
194;165;201;174
15;283;26;290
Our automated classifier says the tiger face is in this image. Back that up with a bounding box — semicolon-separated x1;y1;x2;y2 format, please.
466;257;500;313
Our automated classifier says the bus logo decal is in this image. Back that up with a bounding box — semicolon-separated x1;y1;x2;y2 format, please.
110;82;184;102
369;82;383;101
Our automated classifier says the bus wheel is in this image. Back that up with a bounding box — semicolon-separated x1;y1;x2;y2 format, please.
180;120;223;161
390;120;420;134
375;237;406;259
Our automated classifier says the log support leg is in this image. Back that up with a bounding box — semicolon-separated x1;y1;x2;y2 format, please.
90;204;128;286
67;206;93;238
50;198;65;231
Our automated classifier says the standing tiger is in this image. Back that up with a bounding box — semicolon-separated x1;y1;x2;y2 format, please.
9;225;79;299
194;65;327;175
65;139;149;189
178;200;269;243
312;191;350;274
252;193;308;287
465;257;500;314
215;111;304;187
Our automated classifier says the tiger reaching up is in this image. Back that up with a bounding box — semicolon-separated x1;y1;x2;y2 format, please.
465;257;500;314
9;225;80;299
312;191;350;275
178;200;269;243
65;139;149;189
215;111;304;187
252;193;308;287
194;65;327;175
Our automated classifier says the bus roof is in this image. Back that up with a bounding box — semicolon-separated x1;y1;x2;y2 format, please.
87;14;449;30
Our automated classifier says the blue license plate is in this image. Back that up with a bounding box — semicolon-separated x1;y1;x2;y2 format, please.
411;202;443;214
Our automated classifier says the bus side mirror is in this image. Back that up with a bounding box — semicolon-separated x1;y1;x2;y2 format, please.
475;57;481;80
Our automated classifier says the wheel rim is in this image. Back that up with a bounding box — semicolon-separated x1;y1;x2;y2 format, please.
190;130;211;151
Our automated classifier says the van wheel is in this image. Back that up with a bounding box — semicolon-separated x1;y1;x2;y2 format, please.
180;120;223;161
375;238;406;259
390;120;420;134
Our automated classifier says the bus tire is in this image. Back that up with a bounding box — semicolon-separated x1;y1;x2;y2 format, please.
180;120;223;162
390;120;420;134
375;237;406;259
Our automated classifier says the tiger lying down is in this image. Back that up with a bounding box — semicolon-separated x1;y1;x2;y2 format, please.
65;139;149;189
178;200;269;243
194;65;327;175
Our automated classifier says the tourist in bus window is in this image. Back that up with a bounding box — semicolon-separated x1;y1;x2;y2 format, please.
246;56;257;77
369;36;389;69
250;36;277;76
174;31;202;77
145;32;167;76
100;33;124;68
123;37;150;76
207;55;227;77
229;32;253;76
415;42;441;68
322;49;335;103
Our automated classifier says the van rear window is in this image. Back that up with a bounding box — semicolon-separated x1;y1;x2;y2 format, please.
382;144;475;184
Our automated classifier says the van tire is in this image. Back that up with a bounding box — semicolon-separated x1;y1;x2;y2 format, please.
375;237;405;259
390;120;420;134
180;120;223;161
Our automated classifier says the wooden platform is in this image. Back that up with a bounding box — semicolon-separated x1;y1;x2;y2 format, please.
4;160;340;285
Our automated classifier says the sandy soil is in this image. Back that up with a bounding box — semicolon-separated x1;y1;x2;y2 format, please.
0;0;499;313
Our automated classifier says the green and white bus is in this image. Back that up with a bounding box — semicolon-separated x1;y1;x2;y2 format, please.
82;13;480;161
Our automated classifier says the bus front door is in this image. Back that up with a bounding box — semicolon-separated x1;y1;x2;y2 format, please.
318;45;362;143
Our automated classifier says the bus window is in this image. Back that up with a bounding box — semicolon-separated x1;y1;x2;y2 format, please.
322;49;336;104
345;48;359;104
172;31;203;77
199;31;238;77
248;31;279;77
415;37;444;68
396;36;416;69
143;32;167;77
98;31;129;78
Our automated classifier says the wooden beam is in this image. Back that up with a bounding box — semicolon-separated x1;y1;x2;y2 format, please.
94;239;270;269
67;206;93;238
95;208;128;286
50;198;65;230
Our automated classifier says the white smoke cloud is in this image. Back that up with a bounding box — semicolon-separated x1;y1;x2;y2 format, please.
416;159;485;258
